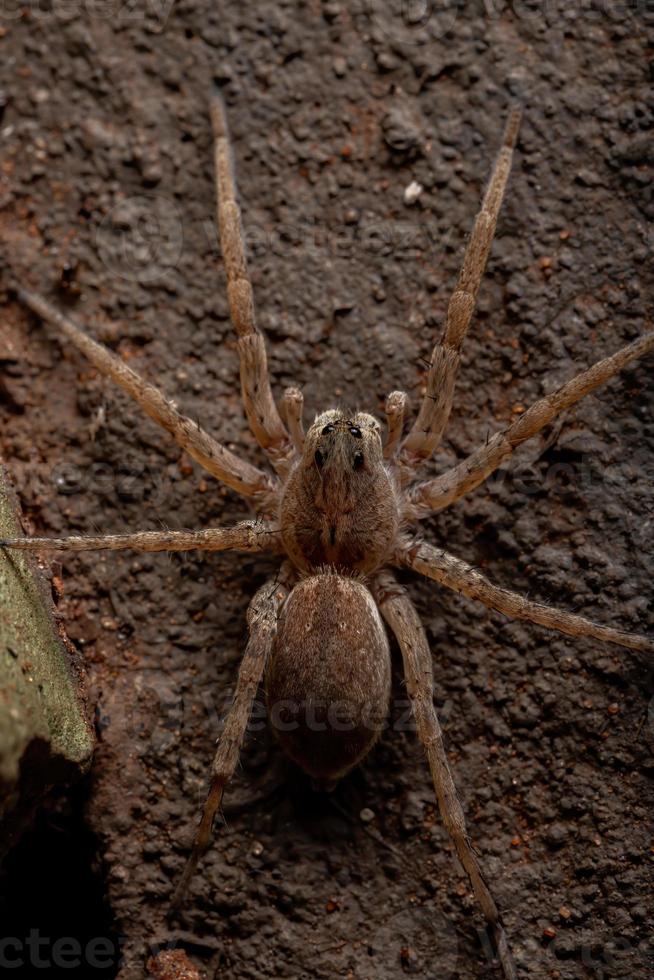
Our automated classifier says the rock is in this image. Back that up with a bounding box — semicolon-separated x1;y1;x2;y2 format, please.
0;464;94;855
546;823;568;848
381;102;424;160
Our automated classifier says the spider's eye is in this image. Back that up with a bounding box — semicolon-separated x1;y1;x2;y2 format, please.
349;426;362;439
321;423;335;435
353;451;364;471
314;449;325;469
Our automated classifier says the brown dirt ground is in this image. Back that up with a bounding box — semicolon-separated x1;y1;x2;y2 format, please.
1;2;653;979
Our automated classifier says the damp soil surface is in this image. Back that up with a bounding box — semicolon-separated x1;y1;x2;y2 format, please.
1;3;653;979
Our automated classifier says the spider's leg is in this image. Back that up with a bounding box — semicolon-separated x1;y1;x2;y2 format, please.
372;570;516;980
406;330;654;518
399;541;653;654
383;390;408;460
14;288;275;504
169;565;293;913
0;521;282;555
399;107;521;478
280;386;305;454
210;91;294;477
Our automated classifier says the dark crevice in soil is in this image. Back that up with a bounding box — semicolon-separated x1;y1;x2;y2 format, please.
0;781;119;978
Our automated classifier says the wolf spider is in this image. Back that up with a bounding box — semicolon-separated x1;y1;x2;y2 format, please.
3;93;653;979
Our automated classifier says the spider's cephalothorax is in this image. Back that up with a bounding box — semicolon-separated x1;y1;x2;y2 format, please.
5;93;653;980
280;410;400;573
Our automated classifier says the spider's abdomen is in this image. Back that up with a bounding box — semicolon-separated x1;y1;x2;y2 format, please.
265;572;391;789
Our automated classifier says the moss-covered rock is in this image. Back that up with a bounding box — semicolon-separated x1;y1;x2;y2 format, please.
0;463;94;853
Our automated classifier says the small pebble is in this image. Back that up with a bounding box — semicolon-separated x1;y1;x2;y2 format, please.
400;946;418;967
546;823;567;847
147;948;201;980
404;180;423;205
323;1;341;21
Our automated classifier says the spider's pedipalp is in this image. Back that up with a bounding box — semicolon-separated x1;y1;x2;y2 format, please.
406;329;654;518
399;107;521;476
373;570;516;980
210;90;294;476
13;287;275;503
383;390;408;460
281;386;305;453
400;541;653;654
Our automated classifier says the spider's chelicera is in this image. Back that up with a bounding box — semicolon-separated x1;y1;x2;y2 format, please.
3;93;653;980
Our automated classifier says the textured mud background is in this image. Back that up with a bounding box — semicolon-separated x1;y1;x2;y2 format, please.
1;2;653;978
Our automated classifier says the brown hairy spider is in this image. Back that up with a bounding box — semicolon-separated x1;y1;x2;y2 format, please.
3;93;653;979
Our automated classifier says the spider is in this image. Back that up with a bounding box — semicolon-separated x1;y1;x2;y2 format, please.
3;92;653;980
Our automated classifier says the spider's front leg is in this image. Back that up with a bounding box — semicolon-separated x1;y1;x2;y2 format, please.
372;570;516;980
12;287;276;506
398;107;522;479
406;329;654;518
210;91;295;477
169;564;294;912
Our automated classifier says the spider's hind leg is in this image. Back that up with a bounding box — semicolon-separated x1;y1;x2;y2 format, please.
169;566;293;912
373;569;516;980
